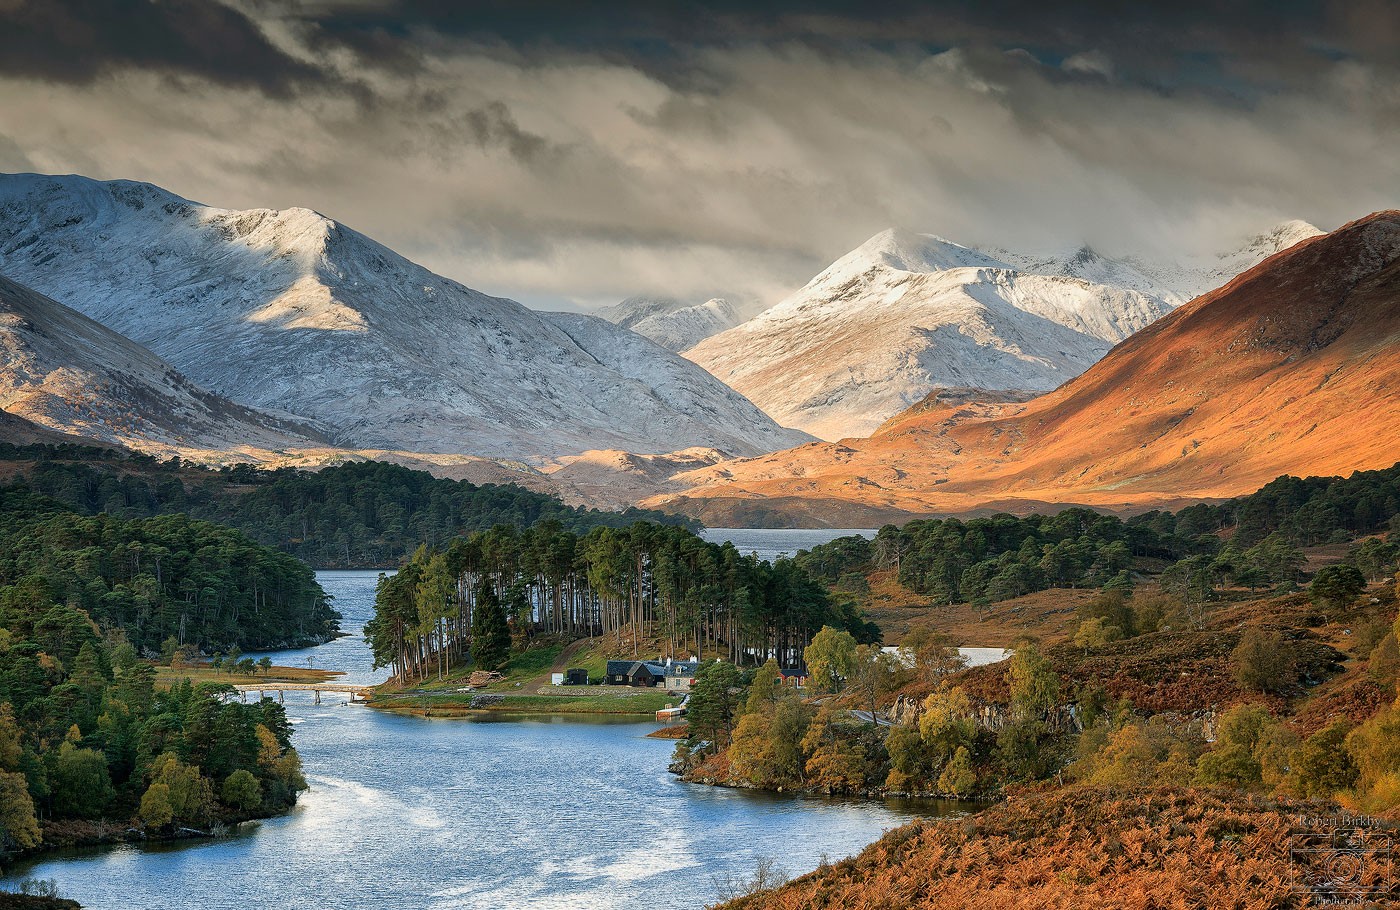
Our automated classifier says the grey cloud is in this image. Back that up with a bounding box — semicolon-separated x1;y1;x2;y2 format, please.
0;0;333;96
462;102;555;163
0;4;1396;311
0;134;35;172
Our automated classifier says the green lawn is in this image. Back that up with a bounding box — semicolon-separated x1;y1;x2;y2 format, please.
370;689;677;715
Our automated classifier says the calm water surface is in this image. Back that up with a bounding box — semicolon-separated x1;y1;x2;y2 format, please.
4;569;959;909
699;528;877;563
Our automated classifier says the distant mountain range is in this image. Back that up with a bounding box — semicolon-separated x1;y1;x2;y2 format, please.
647;212;1400;526
0;174;809;462
684;222;1321;440
597;295;742;352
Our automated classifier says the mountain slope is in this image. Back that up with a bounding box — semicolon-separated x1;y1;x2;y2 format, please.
651;212;1400;525
685;228;1172;440
0;273;330;454
0;173;804;461
539;311;811;453
598;295;741;351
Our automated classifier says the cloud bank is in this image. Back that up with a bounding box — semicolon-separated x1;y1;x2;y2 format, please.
0;1;1396;309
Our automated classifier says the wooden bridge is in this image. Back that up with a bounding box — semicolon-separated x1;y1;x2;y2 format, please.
231;683;374;705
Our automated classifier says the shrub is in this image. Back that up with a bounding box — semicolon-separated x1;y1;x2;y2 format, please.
1231;629;1299;693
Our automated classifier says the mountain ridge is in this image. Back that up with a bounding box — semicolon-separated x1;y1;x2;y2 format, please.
0;172;808;462
0;272;333;455
684;227;1176;439
647;211;1400;525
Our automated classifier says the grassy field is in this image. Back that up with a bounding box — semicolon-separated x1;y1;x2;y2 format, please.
366;633;689;718
155;662;343;689
370;690;677;716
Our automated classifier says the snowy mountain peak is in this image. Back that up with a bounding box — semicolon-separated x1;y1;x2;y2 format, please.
1223;219;1324;264
686;227;1172;440
599;294;742;352
816;228;1011;285
0;271;329;454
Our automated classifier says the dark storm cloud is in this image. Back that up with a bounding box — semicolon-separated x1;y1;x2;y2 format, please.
0;0;328;95
0;0;1396;309
296;0;1399;91
6;1;1389;97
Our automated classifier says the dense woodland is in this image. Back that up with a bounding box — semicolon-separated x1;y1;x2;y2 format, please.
0;488;336;654
365;522;878;683
681;587;1400;816
1;444;696;568
0;546;310;866
798;463;1400;606
678;464;1400;809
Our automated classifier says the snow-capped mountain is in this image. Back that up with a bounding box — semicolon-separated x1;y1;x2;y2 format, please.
0;272;329;454
1132;219;1325;301
983;220;1324;305
0;174;808;461
598;295;741;352
684;228;1173;440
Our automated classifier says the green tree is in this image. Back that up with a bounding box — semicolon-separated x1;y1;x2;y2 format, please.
744;659;784;715
148;752;214;825
1007;644;1059;718
803;626;857;693
0;770;40;852
50;741;114;818
918;687;977;758
257;656;273;677
1231;629;1298;693
1194;704;1289;788
221;769;262;811
849;645;902;719
1293;721;1359;798
936;745;977;797
470;580;511;671
139;782;174;828
1309;565;1367;617
687;661;744;746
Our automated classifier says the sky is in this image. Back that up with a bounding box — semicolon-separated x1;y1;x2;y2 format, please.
0;1;1397;311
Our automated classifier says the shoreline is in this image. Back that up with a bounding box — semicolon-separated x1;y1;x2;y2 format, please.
366;689;677;718
8;806;294;873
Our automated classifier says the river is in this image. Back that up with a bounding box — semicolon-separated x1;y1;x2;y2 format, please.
5;562;963;910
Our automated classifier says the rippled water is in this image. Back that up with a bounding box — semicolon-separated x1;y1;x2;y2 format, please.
3;570;959;909
699;528;877;563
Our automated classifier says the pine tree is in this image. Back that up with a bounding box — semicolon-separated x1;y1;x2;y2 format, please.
471;580;511;670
